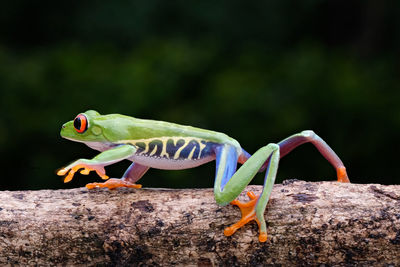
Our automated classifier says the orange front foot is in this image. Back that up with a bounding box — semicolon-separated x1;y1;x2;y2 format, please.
337;166;350;183
57;162;109;183
86;178;142;190
224;191;268;242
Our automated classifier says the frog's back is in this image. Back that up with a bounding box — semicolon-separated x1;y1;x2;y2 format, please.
100;114;239;146
96;114;241;169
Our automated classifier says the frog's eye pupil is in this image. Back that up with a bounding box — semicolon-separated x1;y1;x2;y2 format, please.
74;117;81;130
74;114;88;133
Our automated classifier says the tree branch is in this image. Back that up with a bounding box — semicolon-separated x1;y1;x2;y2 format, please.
0;181;399;265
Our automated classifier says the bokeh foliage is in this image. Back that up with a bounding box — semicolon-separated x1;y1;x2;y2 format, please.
0;1;399;190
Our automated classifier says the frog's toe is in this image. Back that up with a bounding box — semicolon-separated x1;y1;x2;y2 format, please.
63;170;76;183
56;167;69;176
57;166;78;183
96;169;109;180
80;168;91;175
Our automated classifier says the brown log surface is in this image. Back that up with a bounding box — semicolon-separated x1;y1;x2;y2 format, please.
0;180;399;266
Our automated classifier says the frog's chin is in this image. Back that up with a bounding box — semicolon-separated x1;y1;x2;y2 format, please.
62;136;85;143
84;141;114;152
61;136;113;152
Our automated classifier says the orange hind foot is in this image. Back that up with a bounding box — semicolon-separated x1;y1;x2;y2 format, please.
86;178;142;190
337;167;350;183
224;191;268;242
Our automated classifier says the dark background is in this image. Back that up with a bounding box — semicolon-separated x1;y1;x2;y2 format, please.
0;1;399;190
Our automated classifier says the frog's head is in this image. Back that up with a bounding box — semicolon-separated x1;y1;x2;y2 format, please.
60;110;108;143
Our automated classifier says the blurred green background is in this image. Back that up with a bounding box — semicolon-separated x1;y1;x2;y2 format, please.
0;1;399;190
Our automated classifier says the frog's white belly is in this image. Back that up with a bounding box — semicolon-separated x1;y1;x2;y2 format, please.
83;139;217;169
129;154;215;170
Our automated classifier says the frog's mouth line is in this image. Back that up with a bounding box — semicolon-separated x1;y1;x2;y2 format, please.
62;137;79;142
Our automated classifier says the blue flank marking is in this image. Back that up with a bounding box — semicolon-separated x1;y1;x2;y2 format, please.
200;141;217;159
179;140;201;159
215;145;238;191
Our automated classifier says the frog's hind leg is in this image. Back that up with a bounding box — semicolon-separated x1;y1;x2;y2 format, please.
223;144;280;242
214;143;280;242
277;130;349;182
250;130;349;182
86;162;149;189
122;162;150;184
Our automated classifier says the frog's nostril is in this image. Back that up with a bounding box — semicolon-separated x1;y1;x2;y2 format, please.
62;124;66;129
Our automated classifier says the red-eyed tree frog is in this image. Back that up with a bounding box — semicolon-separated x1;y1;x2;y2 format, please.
57;110;350;242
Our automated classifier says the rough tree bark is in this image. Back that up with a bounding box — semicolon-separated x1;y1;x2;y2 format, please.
0;180;399;266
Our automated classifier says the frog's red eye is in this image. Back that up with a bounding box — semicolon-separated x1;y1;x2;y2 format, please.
73;114;88;133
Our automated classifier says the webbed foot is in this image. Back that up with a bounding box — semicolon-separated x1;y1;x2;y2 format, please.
86;178;142;190
57;161;109;183
224;191;268;242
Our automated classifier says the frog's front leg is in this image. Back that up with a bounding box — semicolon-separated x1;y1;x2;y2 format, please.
213;143;280;242
58;145;142;189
